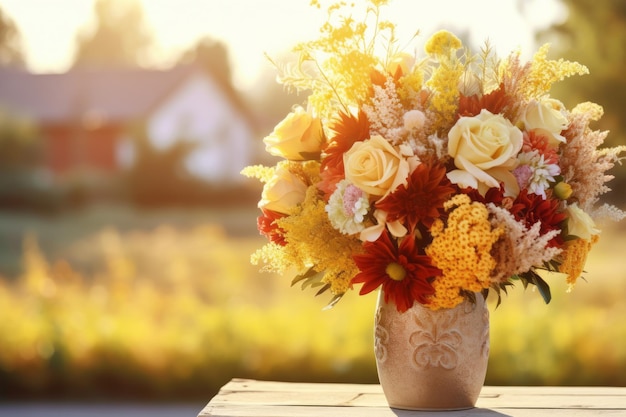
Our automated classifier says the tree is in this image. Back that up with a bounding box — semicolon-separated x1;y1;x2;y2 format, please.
0;109;40;169
538;0;626;204
0;5;24;67
73;0;154;68
179;37;233;86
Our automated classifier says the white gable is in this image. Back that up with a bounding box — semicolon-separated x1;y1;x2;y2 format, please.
146;71;254;183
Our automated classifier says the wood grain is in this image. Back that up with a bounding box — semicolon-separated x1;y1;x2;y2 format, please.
198;379;626;416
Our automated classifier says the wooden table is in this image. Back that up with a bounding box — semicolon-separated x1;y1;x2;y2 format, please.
198;379;626;416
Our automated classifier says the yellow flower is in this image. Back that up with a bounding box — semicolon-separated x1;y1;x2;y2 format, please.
343;135;409;198
518;43;589;99
278;187;363;295
425;194;503;310
259;166;308;215
263;106;325;161
521;97;569;145
386;52;414;76
424;30;462;56
566;203;600;240
447;109;523;196
554;182;573;200
424;30;464;133
559;235;599;286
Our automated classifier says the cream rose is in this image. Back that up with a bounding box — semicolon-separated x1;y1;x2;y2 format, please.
263;106;324;161
258;167;308;215
521;97;569;145
447;109;523;196
566;203;600;240
344;135;410;198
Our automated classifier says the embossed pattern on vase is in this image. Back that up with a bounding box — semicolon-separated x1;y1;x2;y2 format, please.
409;308;463;369
374;307;389;363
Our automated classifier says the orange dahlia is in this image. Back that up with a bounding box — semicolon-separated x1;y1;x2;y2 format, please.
257;209;287;246
523;130;559;164
321;110;370;172
351;231;440;312
318;110;370;199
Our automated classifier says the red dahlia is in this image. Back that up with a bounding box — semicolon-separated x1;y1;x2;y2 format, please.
351;231;440;312
376;163;455;231
458;83;512;118
510;189;567;247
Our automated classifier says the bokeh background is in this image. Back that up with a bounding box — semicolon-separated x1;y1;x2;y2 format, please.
0;0;625;405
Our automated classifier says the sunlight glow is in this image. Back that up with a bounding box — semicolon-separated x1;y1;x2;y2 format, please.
0;0;566;90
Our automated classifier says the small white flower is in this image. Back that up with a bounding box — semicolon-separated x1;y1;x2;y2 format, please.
326;180;371;235
515;151;561;199
403;110;426;131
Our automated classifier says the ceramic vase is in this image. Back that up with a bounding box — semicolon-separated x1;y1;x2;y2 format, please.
374;290;490;410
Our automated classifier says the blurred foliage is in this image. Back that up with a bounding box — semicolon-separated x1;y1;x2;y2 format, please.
72;0;154;69
0;109;41;168
0;5;24;67
0;110;66;212
539;0;626;204
0;225;375;400
0;216;625;401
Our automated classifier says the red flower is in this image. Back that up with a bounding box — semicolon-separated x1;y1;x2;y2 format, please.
376;163;455;231
510;189;567;247
257;209;287;246
458;84;513;118
523;130;559;164
351;231;440;312
317;164;345;201
461;185;507;207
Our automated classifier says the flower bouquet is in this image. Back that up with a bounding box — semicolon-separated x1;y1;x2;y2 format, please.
243;0;624;312
242;0;625;409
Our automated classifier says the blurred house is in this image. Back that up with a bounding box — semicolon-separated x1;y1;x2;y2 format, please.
0;64;260;185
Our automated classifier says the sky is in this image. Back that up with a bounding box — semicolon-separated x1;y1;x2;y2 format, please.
0;0;566;91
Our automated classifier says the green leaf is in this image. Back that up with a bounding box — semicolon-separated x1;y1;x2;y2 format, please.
291;268;322;287
322;293;344;311
530;271;552;304
298;151;322;160
314;283;331;296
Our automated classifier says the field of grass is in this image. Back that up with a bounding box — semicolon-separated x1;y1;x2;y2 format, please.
1;204;625;401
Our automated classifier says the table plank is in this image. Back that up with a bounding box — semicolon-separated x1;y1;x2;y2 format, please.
198;379;626;417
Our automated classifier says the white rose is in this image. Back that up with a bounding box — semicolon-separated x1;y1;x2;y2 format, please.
344;135;409;198
522;97;569;145
447;109;523;196
566;203;600;240
258;167;308;215
263;106;324;161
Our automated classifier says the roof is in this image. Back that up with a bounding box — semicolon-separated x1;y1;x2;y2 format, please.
0;64;256;128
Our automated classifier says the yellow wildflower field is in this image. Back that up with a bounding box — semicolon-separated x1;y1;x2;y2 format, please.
1;218;624;400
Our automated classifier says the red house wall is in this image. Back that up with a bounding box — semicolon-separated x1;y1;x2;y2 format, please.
41;124;122;175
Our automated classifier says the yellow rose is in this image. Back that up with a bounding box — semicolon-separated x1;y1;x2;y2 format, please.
344;135;409;198
263;106;324;161
566;203;600;240
447;109;523;196
521;97;569;145
386;52;415;77
258;167;308;215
